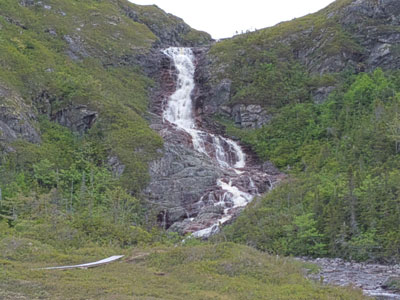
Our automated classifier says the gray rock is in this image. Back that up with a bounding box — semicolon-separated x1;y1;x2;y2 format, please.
367;43;392;67
121;4;212;47
45;28;57;36
0;85;40;146
206;79;232;115
63;35;89;61
338;0;400;71
19;0;36;7
262;162;281;176
301;257;400;298
231;104;270;129
144;115;223;228
382;277;400;293
52;105;97;134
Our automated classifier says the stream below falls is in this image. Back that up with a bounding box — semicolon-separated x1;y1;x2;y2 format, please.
300;257;400;298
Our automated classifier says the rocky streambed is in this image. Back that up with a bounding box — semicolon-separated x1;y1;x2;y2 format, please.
299;258;400;299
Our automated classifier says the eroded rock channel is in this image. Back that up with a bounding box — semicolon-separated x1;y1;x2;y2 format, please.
145;47;282;237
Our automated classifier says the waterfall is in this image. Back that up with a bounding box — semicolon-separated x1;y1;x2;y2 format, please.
162;47;258;238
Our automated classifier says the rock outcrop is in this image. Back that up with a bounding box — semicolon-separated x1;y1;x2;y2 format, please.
52;105;97;134
34;90;98;134
121;4;212;48
226;104;270;129
195;0;400;113
145;114;223;229
0;83;40;148
338;0;400;71
281;0;400;74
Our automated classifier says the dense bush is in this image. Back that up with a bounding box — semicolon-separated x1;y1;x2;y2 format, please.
223;69;400;262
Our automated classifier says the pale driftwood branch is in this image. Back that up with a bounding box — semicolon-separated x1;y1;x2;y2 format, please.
38;255;124;270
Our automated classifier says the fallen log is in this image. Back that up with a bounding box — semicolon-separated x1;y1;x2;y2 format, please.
39;255;124;270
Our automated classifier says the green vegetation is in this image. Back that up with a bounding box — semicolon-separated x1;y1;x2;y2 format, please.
210;43;312;107
0;0;178;261
0;0;393;297
128;3;211;46
222;69;400;262
205;0;400;263
209;0;361;108
0;0;165;193
0;235;366;299
210;0;364;112
0;118;155;248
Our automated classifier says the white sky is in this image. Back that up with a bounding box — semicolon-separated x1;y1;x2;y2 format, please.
129;0;336;39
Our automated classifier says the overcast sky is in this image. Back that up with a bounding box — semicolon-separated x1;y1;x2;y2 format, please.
129;0;336;39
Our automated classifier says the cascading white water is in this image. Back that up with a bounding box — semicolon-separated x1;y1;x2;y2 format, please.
163;47;255;237
163;48;196;130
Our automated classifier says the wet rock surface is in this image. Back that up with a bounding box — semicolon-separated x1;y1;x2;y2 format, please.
145;114;224;229
301;257;400;299
145;48;282;235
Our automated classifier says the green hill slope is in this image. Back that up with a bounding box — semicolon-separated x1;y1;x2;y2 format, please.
0;0;212;248
200;0;400;262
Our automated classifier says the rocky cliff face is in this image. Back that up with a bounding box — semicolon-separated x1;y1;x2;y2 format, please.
192;48;273;130
145;114;224;229
338;0;400;71
276;0;400;74
142;48;282;234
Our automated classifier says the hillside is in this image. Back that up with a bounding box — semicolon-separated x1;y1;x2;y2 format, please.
0;0;211;231
194;0;400;263
0;0;399;298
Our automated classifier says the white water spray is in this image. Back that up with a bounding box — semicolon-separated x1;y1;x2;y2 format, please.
163;47;255;237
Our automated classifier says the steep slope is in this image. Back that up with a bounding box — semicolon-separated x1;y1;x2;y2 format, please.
144;47;280;237
193;0;400;264
0;0;396;297
197;0;400;122
0;0;211;190
0;0;211;244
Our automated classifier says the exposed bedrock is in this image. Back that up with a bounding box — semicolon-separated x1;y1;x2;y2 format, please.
144;48;282;235
145;114;224;229
0;83;40;151
192;48;272;130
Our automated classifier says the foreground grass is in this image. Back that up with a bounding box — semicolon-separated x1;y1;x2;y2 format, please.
0;238;366;299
